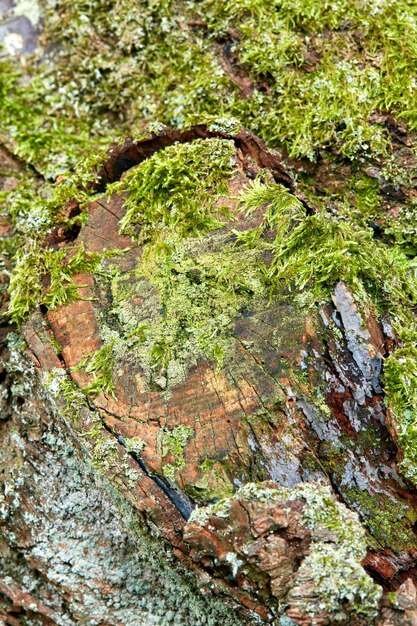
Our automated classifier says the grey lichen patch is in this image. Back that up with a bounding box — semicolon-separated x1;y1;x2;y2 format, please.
44;367;92;427
1;343;244;626
300;542;380;620
124;435;146;455
290;483;382;619
90;436;141;488
45;368;141;488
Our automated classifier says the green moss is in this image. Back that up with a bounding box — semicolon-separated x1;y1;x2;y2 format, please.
187;459;234;502
111;138;236;243
268;210;415;312
98;142;269;387
2;0;417;186
73;339;117;398
2;0;416;179
236;176;417;311
0;58;103;179
384;328;417;484
49;335;63;355
385;199;417;255
332;173;382;227
343;485;417;552
8;243;117;325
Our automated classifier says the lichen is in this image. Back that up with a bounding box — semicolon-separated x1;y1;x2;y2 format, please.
189;481;382;620
124;435;146;456
302;543;381;619
3;352;243;626
158;425;194;479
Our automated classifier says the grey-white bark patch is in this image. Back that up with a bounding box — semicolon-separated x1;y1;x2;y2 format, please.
332;281;383;396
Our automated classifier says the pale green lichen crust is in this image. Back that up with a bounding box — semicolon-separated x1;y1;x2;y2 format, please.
158;425;194;481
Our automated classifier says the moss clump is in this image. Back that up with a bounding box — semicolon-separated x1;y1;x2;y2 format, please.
236;177;417;312
197;0;417;159
90;138;267;389
343;485;417;552
187;459;234;502
8;243;118;325
19;0;416;166
3;149;125;327
111;137;235;242
73;339;117;398
384;199;417;255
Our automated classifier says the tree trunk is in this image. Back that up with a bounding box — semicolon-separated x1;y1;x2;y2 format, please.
1;1;417;625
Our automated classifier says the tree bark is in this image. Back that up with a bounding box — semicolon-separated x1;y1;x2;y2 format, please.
0;125;416;625
1;1;417;625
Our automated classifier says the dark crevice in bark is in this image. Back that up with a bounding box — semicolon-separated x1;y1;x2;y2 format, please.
64;376;193;522
124;441;194;520
103;420;195;520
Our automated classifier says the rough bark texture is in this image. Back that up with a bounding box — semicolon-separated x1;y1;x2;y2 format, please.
1;0;417;625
